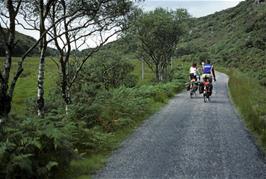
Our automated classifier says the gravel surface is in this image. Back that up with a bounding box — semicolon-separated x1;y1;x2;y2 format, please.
95;72;266;179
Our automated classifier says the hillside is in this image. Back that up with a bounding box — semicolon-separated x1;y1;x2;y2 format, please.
179;0;266;85
0;30;57;57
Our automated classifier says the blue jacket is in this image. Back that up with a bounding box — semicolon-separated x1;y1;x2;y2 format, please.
203;64;212;74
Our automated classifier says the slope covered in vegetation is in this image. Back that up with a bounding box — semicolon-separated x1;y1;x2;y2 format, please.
0;30;57;56
179;0;266;85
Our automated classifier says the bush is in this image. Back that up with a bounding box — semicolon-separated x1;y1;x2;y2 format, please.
71;80;185;133
0;116;77;179
259;78;266;86
75;51;137;90
95;87;151;132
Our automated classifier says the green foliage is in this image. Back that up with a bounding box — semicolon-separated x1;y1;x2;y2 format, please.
70;80;185;133
74;51;137;90
132;8;190;81
0;116;77;178
94;87;151;132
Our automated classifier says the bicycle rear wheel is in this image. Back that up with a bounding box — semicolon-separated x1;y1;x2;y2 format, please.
204;93;207;103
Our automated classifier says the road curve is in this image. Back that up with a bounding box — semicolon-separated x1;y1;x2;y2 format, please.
95;72;266;179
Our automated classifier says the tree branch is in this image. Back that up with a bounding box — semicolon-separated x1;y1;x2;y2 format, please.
69;29;122;88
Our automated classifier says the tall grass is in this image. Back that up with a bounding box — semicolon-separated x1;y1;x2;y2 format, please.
226;69;266;150
0;57;58;115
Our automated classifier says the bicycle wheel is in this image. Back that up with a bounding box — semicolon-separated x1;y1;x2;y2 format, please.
203;93;207;103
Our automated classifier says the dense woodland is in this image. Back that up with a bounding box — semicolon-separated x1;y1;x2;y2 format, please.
0;0;265;178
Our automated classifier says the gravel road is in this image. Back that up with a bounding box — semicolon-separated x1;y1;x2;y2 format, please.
95;72;266;179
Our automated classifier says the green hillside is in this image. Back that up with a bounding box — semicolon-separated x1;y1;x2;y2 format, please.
179;0;266;85
0;30;57;56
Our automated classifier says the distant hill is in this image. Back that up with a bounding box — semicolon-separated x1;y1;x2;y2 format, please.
0;30;57;57
80;35;137;57
179;0;266;85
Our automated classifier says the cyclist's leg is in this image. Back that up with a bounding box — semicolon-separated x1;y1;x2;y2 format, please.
207;74;213;96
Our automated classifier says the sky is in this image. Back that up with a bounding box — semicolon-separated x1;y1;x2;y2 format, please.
13;0;244;49
136;0;244;18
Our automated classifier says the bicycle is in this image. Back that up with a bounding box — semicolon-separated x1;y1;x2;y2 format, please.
202;78;212;103
189;79;200;98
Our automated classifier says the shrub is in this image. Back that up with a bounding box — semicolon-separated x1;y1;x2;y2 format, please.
0;116;77;179
259;78;266;86
95;87;151;132
76;51;137;90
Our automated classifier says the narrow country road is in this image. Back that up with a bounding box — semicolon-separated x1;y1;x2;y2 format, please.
95;72;266;179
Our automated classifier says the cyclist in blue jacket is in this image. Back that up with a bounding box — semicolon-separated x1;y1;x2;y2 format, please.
199;60;216;95
202;60;216;82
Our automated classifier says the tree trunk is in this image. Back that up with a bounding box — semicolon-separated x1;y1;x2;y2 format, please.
37;0;47;117
37;49;46;117
141;58;145;80
158;64;164;82
0;92;11;119
64;86;71;115
155;64;160;82
0;52;12;118
0;0;16;117
159;72;163;81
61;56;71;115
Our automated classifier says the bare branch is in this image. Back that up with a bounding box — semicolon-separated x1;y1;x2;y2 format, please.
49;56;60;70
69;29;123;88
15;19;37;31
14;0;22;16
8;66;23;98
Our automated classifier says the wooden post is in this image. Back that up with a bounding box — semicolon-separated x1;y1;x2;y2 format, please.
170;57;173;70
141;56;145;80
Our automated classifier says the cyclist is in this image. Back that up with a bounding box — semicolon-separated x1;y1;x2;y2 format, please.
189;63;198;81
202;60;216;82
200;60;216;95
187;63;199;91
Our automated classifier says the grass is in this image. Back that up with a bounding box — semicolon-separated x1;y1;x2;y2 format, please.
220;67;266;151
1;56;186;115
0;57;58;115
131;59;155;85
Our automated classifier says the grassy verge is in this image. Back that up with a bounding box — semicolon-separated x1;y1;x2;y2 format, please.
219;67;266;151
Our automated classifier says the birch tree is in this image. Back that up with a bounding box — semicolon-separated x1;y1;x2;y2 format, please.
0;0;22;119
48;0;134;113
0;0;57;118
19;0;58;117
